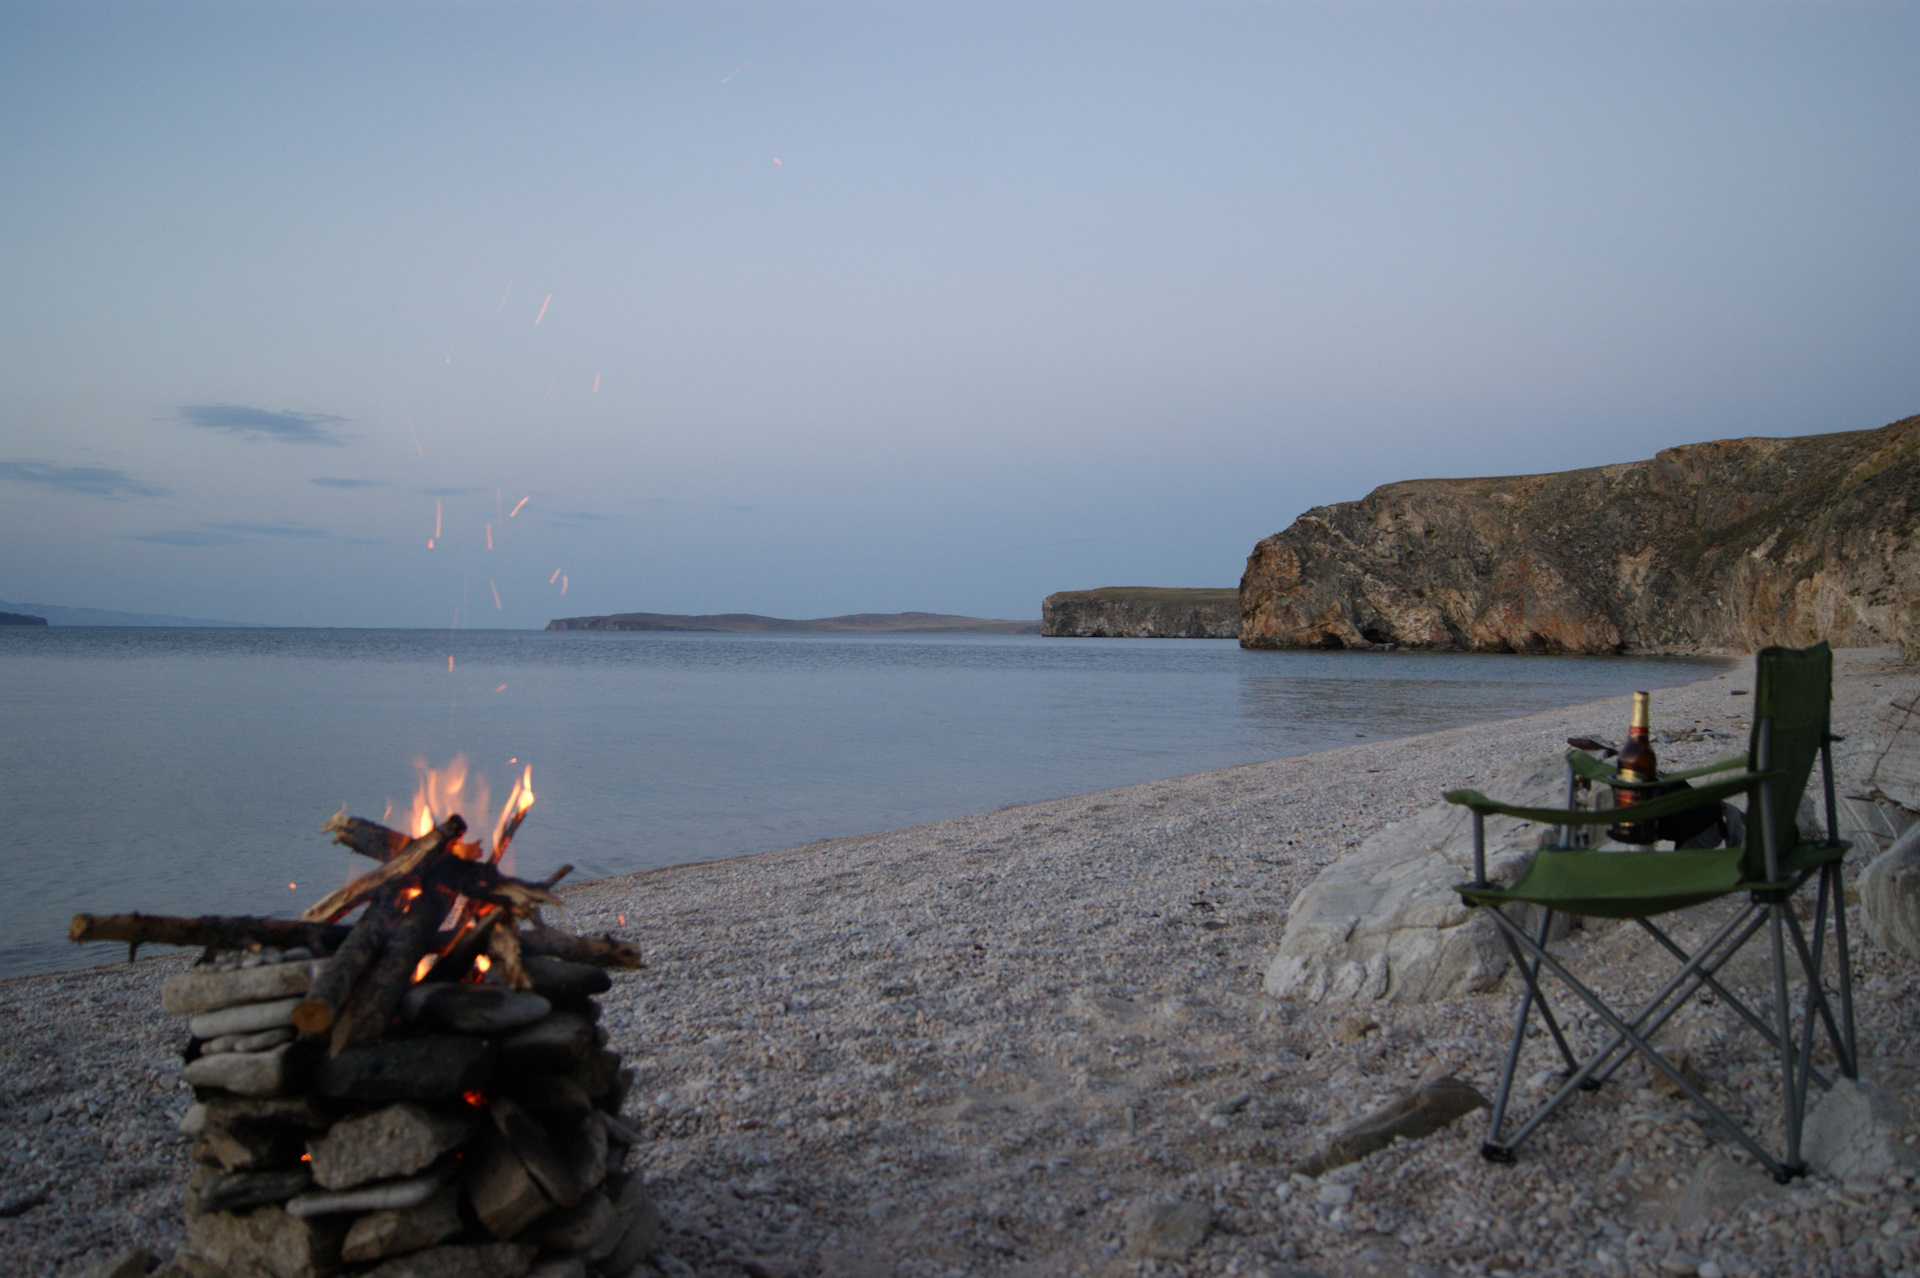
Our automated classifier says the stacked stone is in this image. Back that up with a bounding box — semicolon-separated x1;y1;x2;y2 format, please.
165;948;658;1278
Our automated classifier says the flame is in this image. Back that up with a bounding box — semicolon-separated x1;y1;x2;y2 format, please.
488;766;534;859
400;885;423;903
413;954;437;982
462;1090;490;1107
407;756;487;842
301;1153;311;1163
474;954;492;974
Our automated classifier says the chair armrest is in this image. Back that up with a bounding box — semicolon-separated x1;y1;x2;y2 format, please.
1661;753;1752;782
1444;770;1776;827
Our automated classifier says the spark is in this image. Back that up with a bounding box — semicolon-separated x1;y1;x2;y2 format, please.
486;522;494;550
722;61;749;82
496;280;513;314
427;539;434;549
509;497;529;518
410;418;424;458
289;883;298;890
618;913;626;926
543;375;556;402
773;157;782;166
534;294;551;325
448;655;454;672
495;684;508;693
593;373;601;393
561;574;568;595
434;501;443;539
445;344;454;364
490;579;502;609
550;568;562;584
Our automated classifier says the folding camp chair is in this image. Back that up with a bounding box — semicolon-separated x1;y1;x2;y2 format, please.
1444;642;1857;1182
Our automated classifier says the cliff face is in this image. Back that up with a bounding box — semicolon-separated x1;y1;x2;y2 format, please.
1042;588;1240;639
1241;416;1920;655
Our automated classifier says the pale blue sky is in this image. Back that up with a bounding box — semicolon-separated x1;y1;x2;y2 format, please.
2;2;1915;627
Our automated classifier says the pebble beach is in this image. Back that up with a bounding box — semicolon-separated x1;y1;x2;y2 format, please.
8;647;1919;1278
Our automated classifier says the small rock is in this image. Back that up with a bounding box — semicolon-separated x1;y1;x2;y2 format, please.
307;1102;473;1191
181;1044;293;1098
1294;1076;1491;1176
195;1167;313;1213
1803;1077;1918;1181
1332;1015;1378;1044
74;1247;149;1278
1317;1182;1355;1208
162;961;318;1015
532;1189;615;1253
186;1200;349;1278
498;1011;597;1074
1122;1198;1211;1260
466;1124;554;1240
597;1173;663;1273
1659;1254;1699;1277
1647;1046;1704;1098
286;1170;448;1218
1672;1151;1782;1230
1697;1262;1725;1278
188;995;304;1041
315;1035;496;1103
201;1026;296;1056
362;1241;538;1278
342;1184;464;1263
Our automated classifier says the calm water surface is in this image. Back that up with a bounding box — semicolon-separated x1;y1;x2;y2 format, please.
0;628;1723;977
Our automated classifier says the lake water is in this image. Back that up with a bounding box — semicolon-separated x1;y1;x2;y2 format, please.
0;627;1722;978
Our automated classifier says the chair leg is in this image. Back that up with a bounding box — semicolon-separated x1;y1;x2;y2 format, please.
1829;862;1859;1079
1483;907;1571;1161
1769;898;1807;1178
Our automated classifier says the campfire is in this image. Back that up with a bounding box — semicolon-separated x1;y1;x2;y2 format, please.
70;764;656;1278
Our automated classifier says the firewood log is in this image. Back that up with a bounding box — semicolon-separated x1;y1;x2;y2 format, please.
519;921;643;970
291;897;397;1039
301;815;466;924
321;812;409;861
328;888;456;1054
69;913;349;954
420;911;501;984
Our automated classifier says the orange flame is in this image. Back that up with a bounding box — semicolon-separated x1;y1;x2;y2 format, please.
407;756;486;841
474;954;492;974
413;953;437;982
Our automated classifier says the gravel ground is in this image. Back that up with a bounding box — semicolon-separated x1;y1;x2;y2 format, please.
8;647;1918;1278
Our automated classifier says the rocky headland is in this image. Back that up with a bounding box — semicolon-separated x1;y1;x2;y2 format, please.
546;612;1039;635
1241;415;1920;655
1042;588;1240;639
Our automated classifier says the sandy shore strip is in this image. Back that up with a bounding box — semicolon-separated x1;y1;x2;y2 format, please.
7;648;1918;1278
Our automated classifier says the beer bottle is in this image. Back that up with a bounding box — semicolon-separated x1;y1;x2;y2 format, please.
1610;691;1658;842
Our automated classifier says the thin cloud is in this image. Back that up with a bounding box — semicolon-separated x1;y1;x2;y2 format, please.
208;521;331;539
420;486;489;497
545;510;612;526
123;521;384;548
176;404;349;445
311;477;384;490
122;530;238;547
0;460;165;498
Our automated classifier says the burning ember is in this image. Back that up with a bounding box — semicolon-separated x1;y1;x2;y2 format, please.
68;774;655;1275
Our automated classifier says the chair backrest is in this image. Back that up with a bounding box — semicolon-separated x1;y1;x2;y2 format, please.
1744;641;1832;880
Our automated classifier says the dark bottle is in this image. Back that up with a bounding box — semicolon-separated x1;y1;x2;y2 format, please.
1610;691;1658;843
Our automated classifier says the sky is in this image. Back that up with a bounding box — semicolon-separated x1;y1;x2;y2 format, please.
1;2;1915;628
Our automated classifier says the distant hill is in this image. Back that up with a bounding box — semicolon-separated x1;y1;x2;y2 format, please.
0;598;263;627
0;610;47;626
546;610;1041;635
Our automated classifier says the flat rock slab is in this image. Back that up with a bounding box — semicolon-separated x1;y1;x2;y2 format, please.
466;1125;554;1240
200;1092;333;1132
163;961;319;1015
195;1167;313;1214
1123;1198;1211;1260
1672;1151;1784;1231
490;1095;584;1207
523;956;611;1004
362;1241;537;1278
1294;1076;1491;1177
597;1173;662;1276
1862;823;1920;959
202;1026;296;1055
287;1170;448;1218
404;983;551;1034
499;1011;596;1074
533;1189;615;1253
186;1199;348;1278
507;1074;594;1124
182;1044;293;1098
342;1184;464;1263
1803;1076;1919;1182
1264;755;1569;1005
308;1101;473;1190
315;1035;496;1102
190;996;304;1041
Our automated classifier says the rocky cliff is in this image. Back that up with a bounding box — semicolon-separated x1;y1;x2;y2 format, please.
1042;588;1240;638
1241;415;1920;655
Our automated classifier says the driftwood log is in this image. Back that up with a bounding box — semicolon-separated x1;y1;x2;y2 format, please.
70;912;640;969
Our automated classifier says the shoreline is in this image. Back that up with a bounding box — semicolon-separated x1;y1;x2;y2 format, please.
6;648;1914;1277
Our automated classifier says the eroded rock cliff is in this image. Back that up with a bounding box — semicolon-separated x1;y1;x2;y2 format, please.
1241;415;1920;655
1042;588;1239;638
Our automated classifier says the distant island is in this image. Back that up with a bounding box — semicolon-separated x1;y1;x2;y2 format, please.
546;611;1041;635
0;597;261;627
0;610;48;626
1041;587;1240;638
